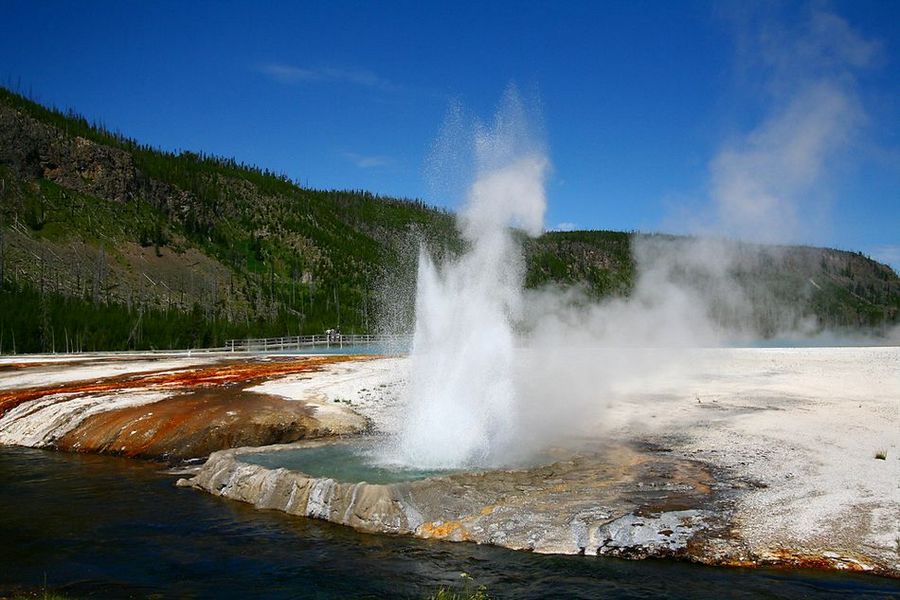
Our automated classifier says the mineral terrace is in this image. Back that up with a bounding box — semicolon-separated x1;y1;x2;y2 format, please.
0;354;366;461
1;347;898;577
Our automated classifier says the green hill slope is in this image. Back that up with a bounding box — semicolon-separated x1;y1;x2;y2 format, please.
0;88;896;352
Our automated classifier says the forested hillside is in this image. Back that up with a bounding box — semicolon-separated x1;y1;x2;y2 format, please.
0;88;897;352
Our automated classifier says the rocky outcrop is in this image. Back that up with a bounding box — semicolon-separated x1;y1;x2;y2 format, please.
0;102;192;213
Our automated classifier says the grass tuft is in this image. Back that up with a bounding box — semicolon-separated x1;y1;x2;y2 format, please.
427;573;490;600
428;588;489;600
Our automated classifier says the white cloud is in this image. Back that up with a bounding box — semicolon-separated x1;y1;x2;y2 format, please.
342;152;394;169
708;6;876;245
257;63;398;91
549;222;578;232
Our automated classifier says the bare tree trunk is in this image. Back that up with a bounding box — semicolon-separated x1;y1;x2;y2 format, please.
0;222;5;285
334;286;341;328
40;247;46;296
93;247;106;304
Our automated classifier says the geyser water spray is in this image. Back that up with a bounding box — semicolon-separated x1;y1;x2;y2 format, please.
379;7;877;472
390;91;549;469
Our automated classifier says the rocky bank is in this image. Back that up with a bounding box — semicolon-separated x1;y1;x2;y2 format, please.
0;354;368;462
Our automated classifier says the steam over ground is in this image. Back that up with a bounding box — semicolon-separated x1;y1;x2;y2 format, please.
381;8;895;470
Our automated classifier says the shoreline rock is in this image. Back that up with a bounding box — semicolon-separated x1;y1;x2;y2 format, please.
179;440;722;560
178;436;899;578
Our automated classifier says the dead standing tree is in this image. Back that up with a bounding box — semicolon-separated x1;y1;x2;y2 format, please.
0;218;5;286
92;246;106;305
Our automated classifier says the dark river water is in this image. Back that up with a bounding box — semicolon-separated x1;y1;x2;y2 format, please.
1;447;898;599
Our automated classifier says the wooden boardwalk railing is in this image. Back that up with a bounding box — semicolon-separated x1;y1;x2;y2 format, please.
224;334;409;352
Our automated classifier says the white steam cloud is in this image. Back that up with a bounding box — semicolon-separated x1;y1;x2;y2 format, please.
382;7;885;470
709;5;877;244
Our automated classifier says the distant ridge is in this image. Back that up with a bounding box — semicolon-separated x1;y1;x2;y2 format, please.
0;87;896;352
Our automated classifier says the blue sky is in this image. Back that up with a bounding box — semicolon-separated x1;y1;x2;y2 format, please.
2;1;898;266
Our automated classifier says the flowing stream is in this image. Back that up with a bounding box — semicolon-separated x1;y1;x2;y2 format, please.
1;447;897;599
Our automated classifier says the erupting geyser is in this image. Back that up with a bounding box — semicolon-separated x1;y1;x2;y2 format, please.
390;91;549;469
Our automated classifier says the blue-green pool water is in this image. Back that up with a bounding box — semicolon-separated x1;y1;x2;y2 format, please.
241;443;454;484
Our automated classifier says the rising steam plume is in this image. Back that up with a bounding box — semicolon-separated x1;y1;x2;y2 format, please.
381;6;887;470
389;89;548;468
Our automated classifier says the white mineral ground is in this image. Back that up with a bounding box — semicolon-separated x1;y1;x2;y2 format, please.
596;347;899;570
0;352;230;390
0;390;171;447
0;352;365;454
1;347;897;573
246;356;408;432
246;346;899;571
0;354;223;448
